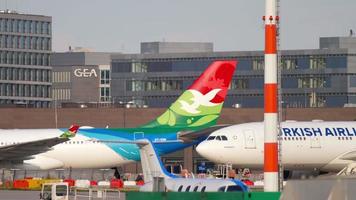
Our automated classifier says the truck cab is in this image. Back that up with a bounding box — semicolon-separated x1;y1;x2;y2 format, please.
40;182;69;200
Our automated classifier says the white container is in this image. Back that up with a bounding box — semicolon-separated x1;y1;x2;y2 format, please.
97;181;110;187
124;181;136;186
75;179;90;188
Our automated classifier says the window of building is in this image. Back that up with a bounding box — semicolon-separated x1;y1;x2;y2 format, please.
231;79;248;89
52;72;70;83
281;58;297;70
100;70;110;84
47;22;51;35
0;35;4;48
18;20;23;33
36;21;41;34
310;56;326;69
0;19;4;32
252;59;264;70
13;19;18;32
350;76;356;87
6;19;11;32
30;21;35;34
42;22;47;34
131;62;148;73
100;87;110;102
53;89;71;100
298;77;310;88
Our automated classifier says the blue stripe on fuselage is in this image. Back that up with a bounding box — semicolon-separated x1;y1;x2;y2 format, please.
62;128;197;161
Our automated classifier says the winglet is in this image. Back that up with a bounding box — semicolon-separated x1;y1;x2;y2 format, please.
60;124;79;138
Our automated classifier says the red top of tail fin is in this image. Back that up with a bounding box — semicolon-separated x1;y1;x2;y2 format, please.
188;60;236;104
68;125;80;134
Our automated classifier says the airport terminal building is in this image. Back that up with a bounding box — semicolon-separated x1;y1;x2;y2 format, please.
0;11;52;108
111;37;356;108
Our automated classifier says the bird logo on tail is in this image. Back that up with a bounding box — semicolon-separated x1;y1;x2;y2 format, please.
60;125;80;138
179;89;221;114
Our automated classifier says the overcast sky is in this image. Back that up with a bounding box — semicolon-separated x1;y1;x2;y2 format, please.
2;0;356;53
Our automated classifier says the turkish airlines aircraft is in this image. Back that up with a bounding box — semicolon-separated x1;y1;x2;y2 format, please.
0;60;236;170
196;121;356;174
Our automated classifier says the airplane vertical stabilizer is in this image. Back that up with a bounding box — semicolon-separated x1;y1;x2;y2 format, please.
137;140;175;184
140;60;237;129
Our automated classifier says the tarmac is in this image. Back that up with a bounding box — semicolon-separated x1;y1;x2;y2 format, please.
0;190;126;200
0;190;40;200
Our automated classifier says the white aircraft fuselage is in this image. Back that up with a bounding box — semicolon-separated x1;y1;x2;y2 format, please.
196;121;356;172
0;129;127;169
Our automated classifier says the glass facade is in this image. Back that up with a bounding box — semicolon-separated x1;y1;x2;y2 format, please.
111;53;354;108
100;69;110;102
0;13;51;108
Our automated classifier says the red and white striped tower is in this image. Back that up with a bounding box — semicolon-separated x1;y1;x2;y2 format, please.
263;0;279;192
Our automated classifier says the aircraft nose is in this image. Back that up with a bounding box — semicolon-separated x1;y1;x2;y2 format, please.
196;142;210;158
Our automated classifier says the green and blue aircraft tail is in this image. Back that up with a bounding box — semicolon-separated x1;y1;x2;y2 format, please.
140;60;237;129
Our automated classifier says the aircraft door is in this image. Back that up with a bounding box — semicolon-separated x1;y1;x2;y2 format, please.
243;130;256;149
310;136;321;148
134;132;145;140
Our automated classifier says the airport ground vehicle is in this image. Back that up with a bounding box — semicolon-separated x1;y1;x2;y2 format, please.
40;182;69;200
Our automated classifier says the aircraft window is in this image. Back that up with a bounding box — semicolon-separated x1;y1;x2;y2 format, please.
193;186;199;192
218;186;226;192
178;185;183;192
296;137;298;141
201;186;206;192
216;136;221;141
226;185;243;192
207;136;216;141
185;185;191;192
350;137;353;140
221;136;228;141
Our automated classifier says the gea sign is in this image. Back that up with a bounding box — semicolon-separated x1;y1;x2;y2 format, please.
74;68;98;78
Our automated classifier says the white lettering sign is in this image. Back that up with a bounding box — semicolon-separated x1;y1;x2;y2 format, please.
74;68;98;78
